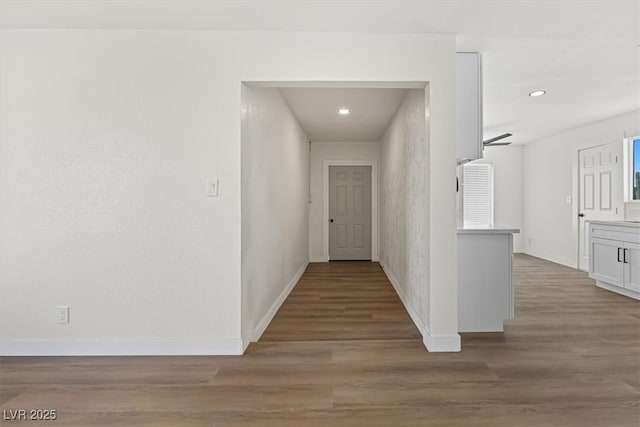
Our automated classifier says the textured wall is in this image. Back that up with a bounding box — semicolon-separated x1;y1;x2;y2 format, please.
241;86;310;342
380;89;429;325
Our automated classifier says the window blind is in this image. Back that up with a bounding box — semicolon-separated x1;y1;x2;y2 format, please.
463;162;494;226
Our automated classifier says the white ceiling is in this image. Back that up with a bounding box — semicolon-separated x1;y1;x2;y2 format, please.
2;0;639;145
279;88;408;142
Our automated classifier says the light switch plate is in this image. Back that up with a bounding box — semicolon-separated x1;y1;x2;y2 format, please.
57;306;69;324
206;179;219;197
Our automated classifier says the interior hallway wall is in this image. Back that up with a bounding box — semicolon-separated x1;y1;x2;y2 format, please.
523;109;640;268
308;141;380;262
241;86;310;344
379;89;430;334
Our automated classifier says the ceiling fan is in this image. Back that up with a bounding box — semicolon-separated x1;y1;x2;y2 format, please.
483;133;512;146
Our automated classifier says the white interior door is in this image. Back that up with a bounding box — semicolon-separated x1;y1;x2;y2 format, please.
329;166;372;260
578;142;622;271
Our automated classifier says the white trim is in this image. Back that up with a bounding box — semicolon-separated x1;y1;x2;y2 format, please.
380;261;426;334
323;160;378;262
523;249;574;270
245;81;427;89
381;261;461;352
252;262;308;342
422;333;461;352
0;338;244;356
624;135;640;202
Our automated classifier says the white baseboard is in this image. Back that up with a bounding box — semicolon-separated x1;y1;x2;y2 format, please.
252;262;308;342
422;333;461;352
596;280;640;300
381;261;461;353
380;261;426;335
309;256;329;262
523;249;574;269
0;338;244;356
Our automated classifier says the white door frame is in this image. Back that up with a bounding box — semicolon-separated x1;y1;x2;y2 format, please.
323;160;378;262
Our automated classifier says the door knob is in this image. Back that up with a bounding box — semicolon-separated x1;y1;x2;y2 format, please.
330;219;334;223
578;213;585;217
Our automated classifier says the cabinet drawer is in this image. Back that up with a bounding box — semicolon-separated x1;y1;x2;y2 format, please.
590;224;640;244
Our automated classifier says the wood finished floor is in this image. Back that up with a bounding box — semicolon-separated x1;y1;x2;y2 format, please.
1;255;639;426
260;261;421;342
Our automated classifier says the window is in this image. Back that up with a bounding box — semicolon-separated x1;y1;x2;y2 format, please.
463;162;494;226
634;138;640;200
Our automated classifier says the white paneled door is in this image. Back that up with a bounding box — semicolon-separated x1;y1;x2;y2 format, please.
329;166;372;260
578;142;622;271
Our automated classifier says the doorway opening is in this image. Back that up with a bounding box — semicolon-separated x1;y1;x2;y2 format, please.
325;162;377;261
241;81;429;346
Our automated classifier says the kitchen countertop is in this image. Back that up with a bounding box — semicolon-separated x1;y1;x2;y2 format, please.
457;225;520;234
589;220;640;229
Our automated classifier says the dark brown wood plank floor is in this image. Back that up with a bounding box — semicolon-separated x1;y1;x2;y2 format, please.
260;261;421;341
1;255;639;426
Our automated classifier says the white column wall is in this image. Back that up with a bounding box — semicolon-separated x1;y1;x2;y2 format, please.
380;86;459;351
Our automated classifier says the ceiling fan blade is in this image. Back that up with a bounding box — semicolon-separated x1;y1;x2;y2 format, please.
483;133;513;145
484;142;512;146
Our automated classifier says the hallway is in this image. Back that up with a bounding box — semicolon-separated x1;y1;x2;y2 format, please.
260;262;421;342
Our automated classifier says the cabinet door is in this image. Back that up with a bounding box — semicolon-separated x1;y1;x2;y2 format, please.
456;53;483;162
623;242;640;293
590;238;624;287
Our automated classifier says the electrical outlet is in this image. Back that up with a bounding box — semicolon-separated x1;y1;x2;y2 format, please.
57;306;69;324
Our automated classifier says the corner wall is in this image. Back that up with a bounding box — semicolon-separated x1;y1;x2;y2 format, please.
241;86;310;345
523;110;640;268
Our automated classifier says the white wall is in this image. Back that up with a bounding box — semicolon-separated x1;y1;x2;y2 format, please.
482;146;524;252
523;110;640;268
0;29;457;355
380;89;432;337
309;141;380;262
241;86;309;345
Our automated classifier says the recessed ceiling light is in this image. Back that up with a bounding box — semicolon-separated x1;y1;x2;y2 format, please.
338;108;350;115
529;90;546;97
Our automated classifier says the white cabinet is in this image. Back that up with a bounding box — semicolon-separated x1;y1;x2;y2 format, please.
623;242;640;293
589;222;640;300
457;227;519;332
456;52;483;163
